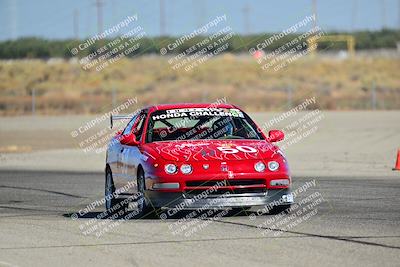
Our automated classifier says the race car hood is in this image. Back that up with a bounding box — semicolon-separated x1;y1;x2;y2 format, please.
144;139;280;162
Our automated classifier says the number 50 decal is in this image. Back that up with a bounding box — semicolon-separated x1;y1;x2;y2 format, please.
217;145;257;154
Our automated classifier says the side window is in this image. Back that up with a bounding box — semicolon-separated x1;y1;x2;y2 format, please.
122;115;138;135
134;113;147;141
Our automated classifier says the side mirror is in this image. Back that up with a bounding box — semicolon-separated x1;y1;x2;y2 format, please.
268;130;284;142
120;133;139;146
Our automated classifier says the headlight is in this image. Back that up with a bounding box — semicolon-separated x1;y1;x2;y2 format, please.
254;161;266;172
164;164;177;174
268;161;279;171
180;164;192;174
270;179;289;186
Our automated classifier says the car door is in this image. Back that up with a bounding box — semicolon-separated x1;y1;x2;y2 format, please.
119;110;147;194
111;114;139;192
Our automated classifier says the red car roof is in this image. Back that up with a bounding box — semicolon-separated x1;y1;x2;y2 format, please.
147;103;240;112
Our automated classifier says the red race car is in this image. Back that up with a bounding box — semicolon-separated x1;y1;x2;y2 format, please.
105;103;293;217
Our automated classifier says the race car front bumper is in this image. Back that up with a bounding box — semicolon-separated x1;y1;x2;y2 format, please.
146;188;293;211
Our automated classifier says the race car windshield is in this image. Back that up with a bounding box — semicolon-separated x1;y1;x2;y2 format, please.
146;108;263;142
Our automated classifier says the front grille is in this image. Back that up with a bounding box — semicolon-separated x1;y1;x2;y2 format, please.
186;179;265;187
184;179;266;196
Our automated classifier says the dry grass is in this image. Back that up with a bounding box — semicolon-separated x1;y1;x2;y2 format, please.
0;54;399;115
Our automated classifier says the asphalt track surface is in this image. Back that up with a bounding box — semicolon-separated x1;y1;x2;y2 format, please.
0;170;399;266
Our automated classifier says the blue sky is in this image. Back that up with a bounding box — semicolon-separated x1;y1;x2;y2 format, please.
0;0;399;40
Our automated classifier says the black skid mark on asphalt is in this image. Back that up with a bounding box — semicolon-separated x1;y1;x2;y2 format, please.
2;234;400;251
1;234;400;251
344;235;400;239
0;213;58;219
208;218;400;250
0;235;309;250
0;205;61;213
0;185;85;198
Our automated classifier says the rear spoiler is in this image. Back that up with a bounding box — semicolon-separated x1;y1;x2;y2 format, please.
110;114;132;129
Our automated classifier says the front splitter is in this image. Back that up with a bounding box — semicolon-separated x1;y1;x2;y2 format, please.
145;188;293;210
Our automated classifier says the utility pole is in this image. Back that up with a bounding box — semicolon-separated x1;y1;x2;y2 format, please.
195;0;206;28
381;0;387;29
371;81;377;110
351;0;358;32
242;4;250;35
10;0;18;39
95;0;104;35
398;0;400;29
160;0;166;36
112;87;117;109
111;0;116;25
202;90;208;103
312;0;318;29
73;9;79;39
31;88;36;115
287;86;293;109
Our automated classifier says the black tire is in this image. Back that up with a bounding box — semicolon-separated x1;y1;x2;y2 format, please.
105;166;122;215
132;167;151;218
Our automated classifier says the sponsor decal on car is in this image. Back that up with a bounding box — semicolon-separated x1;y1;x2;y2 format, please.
152;108;244;120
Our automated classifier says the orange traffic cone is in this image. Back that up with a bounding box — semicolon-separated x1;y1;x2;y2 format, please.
393;149;400;171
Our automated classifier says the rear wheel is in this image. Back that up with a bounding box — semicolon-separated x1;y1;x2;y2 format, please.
105;166;120;214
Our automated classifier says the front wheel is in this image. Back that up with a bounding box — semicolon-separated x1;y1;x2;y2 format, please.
131;168;151;218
